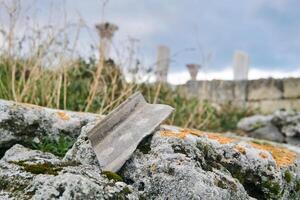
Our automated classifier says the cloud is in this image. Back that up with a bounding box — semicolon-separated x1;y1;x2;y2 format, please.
111;16;166;39
1;0;300;77
168;67;300;85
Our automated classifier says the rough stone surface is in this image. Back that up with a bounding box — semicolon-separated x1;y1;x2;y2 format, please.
0;99;103;157
248;79;283;101
283;78;300;98
0;144;138;200
272;110;300;137
183;78;300;113
247;99;300;114
237;115;273;132
120;126;300;200
1;101;300;199
211;80;235;102
234;80;248;101
63;121;100;167
238;110;300;146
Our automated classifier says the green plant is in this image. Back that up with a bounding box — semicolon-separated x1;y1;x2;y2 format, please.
31;136;74;157
102;171;123;182
0;1;256;134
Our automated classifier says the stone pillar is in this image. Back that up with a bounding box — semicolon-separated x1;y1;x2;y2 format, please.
95;22;118;61
186;64;200;81
233;50;249;81
156;45;170;83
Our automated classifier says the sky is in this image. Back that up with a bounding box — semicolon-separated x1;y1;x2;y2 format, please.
1;0;300;84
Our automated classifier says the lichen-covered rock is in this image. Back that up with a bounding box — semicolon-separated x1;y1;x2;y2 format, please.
0;144;138;200
121;126;300;200
238;110;300;146
2;144;60;164
63;121;100;167
272;110;300;137
0;99;103;157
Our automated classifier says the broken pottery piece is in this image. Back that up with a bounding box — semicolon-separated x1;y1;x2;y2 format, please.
87;92;174;172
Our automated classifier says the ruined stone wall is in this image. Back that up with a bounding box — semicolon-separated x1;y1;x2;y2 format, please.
180;78;300;113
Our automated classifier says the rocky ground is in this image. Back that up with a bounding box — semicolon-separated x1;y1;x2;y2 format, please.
1;99;300;200
238;110;300;146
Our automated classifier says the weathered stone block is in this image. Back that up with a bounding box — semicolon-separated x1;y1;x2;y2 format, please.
248;78;283;100
211;80;235;102
197;81;213;100
185;80;201;98
234;80;247;101
247;99;300;114
283;78;300;98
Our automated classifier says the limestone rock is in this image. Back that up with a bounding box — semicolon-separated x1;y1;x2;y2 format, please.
237;115;273;132
283;78;300;98
272;110;300;137
0;99;103;157
0;144;138;200
247;78;283;100
63;121;100;167
238;110;300;145
121;126;300;200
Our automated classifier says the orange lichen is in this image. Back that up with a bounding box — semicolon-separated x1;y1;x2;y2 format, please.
56;111;71;121
250;142;296;167
206;134;237;144
160;129;237;145
19;102;43;109
235;145;246;154
259;152;269;159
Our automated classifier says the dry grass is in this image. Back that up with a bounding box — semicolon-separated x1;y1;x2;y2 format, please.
0;0;254;132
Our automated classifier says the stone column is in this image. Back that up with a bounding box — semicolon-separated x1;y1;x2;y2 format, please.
186;64;200;81
95;22;118;61
156;45;170;83
233;50;249;81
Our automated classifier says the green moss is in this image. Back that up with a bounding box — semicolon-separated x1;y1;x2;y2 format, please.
296;180;300;192
137;135;152;154
0;177;9;190
284;171;293;183
10;161;80;176
120;187;131;195
10;161;62;175
102;171;123;182
261;180;281;196
172;144;188;155
250;121;264;130
217;180;226;189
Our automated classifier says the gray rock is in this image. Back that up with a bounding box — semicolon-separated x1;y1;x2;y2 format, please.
121;126;300;200
238;110;300;146
63;121;100;167
29;165;138;200
0;99;103;157
272;110;300;137
0;144;138;200
2;144;60;164
250;123;285;143
237;115;273;132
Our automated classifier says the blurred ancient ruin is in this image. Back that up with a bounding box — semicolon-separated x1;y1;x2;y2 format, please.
182;78;300;113
186;64;201;81
95;22;118;61
233;50;249;81
155;45;170;83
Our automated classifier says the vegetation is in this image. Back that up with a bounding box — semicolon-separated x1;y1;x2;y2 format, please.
0;0;255;136
9;161;80;175
0;57;255;133
101;171;124;182
31;136;75;157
